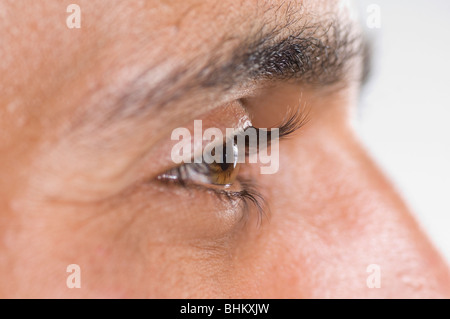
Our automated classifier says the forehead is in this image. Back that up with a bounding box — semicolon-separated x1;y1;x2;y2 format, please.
2;0;341;67
1;0;355;133
0;0;360;196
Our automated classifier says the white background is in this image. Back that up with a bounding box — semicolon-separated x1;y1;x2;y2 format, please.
355;0;450;262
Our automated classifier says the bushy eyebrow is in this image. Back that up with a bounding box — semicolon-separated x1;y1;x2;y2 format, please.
200;19;366;89
109;18;368;121
78;5;370;131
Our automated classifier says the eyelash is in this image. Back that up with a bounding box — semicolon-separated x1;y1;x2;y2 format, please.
158;106;309;224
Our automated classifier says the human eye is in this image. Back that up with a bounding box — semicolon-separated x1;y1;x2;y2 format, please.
157;130;264;223
160;153;241;188
156;107;308;224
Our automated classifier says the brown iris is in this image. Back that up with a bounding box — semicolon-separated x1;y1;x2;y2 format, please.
207;142;240;185
208;161;240;185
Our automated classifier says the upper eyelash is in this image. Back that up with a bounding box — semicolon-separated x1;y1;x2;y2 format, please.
278;104;311;139
235;104;310;157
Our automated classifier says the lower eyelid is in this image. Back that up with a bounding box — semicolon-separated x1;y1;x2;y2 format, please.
189;178;266;225
156;172;266;226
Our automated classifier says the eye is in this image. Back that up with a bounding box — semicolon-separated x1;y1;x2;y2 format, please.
158;142;241;188
156;135;265;222
155;107;308;223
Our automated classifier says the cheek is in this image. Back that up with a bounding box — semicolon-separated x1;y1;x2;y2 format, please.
0;201;232;298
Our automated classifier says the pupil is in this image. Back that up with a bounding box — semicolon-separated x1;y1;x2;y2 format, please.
216;141;237;172
220;162;231;171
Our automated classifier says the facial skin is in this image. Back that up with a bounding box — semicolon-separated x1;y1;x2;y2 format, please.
0;0;449;298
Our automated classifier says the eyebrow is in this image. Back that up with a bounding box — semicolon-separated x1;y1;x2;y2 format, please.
202;20;366;88
93;11;369;124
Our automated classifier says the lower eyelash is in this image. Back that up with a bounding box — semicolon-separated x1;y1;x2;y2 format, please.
204;107;308;223
161;176;267;226
208;179;267;226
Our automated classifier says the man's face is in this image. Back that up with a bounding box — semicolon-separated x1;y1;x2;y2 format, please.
0;0;449;298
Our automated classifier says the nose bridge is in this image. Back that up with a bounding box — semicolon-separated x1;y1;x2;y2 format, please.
265;128;450;298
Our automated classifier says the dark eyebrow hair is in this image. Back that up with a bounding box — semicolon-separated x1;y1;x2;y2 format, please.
201;19;366;88
94;12;369;124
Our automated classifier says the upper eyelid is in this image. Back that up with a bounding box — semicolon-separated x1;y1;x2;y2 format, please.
152;98;310;186
221;105;311;152
170;104;310;169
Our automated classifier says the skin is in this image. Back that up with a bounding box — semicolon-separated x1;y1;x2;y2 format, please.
0;0;449;298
